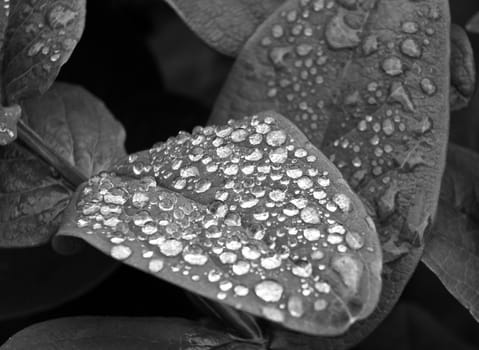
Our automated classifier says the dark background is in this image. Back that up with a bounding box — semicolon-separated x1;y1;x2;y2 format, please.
1;0;479;348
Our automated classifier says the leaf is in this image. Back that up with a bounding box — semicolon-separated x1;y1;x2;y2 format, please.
422;144;479;323
466;12;479;34
210;0;449;346
0;244;118;321
0;82;126;247
164;0;284;56
450;24;476;112
58;111;383;336
1;0;85;103
0;316;265;350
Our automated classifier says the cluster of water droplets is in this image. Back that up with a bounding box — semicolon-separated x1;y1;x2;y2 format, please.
257;0;442;259
13;0;82;75
75;113;377;326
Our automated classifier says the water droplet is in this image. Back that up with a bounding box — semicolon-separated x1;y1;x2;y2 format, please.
160;239;183;257
47;5;77;29
110;245;132;260
291;259;312;278
255;280;284;302
300;206;321;224
332;255;363;292
420;78;437;95
148;259;164;273
303;228;321;241
382;57;403;76
400;38;421;58
287;296;305;317
183;245;208;265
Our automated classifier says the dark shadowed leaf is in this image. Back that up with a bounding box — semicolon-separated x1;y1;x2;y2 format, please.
164;0;284;56
2;0;85;103
59;112;382;336
0;82;126;247
0;244;118;321
422;144;479;323
466;12;479;34
357;302;476;350
210;0;449;347
450;24;476;112
0;316;265;350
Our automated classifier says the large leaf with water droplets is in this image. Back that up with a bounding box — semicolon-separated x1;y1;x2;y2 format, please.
164;0;284;56
422;144;479;323
0;316;264;350
0;82;126;247
1;0;85;103
58;112;382;336
210;0;449;346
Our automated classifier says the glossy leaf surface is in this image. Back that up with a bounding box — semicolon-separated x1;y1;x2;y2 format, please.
59;112;382;336
164;0;284;56
0;83;126;247
210;0;449;346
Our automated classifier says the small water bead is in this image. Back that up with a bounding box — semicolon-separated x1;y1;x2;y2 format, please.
315;281;331;294
219;280;233;291
132;192;149;208
291;259;313;278
232;260;251;275
242;245;261;260
266;130;287;146
148;259;164;273
261;254;282;270
288;296;305;317
234;285;250;296
194;179;211;193
249;133;263;145
160;239;183;257
272;24;284;38
217;146;233;158
297;176;313;189
400;38;421;58
311;250;325;260
104;189;127;205
110;245;132;260
255;280;284;302
327;234;343;245
245;148;263;161
231;129;249;142
269;147;288;163
263;306;285;322
382;57;403;76
333;194;351;212
142;222;158;235
220;252;238;264
183;245;208;265
420;78;437;95
303;228;321;241
301;206;321;224
133;211;153;226
208;269;222;282
402;21;419;34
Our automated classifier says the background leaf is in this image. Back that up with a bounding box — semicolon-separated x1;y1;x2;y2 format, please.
450;24;476;112
0;316;265;350
0;82;126;247
422;144;479;323
210;0;450;347
59;112;382;336
164;0;284;56
2;0;86;103
466;12;479;34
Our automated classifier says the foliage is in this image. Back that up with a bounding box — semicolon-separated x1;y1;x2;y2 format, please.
0;0;479;349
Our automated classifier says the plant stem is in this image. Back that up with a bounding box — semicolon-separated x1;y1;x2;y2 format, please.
17;119;88;189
